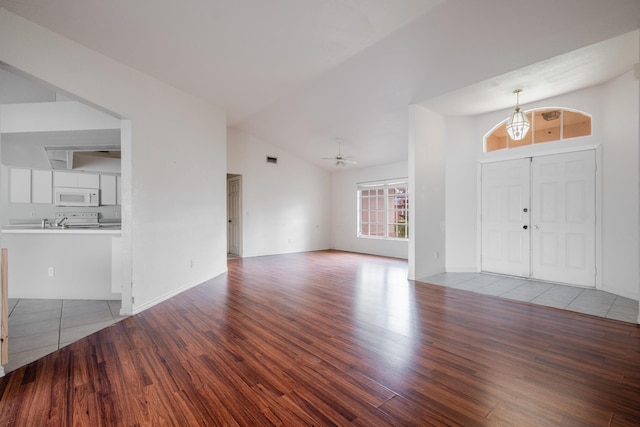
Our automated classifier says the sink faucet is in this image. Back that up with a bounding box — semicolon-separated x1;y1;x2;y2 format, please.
56;216;68;227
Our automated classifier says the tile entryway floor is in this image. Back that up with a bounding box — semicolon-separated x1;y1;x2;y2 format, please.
5;299;127;374
420;272;638;324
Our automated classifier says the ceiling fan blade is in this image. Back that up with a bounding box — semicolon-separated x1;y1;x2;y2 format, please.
322;138;357;166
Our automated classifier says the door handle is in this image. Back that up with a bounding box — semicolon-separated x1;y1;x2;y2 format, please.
523;225;528;230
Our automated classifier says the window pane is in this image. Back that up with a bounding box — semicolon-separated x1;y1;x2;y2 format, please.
485;122;508;152
534;109;561;144
563;110;591;139
398;223;408;238
358;180;409;239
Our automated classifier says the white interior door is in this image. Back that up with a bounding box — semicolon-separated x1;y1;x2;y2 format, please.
481;158;531;277
481;150;596;287
531;151;596;286
227;176;241;256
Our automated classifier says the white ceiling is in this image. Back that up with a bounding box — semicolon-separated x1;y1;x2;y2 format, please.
0;0;638;169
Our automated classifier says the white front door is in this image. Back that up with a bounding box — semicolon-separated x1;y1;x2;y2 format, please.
481;158;531;277
227;176;241;256
481;150;596;287
531;150;596;286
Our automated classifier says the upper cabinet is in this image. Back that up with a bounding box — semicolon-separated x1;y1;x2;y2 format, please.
8;167;119;206
54;171;100;188
32;170;53;204
9;168;31;203
9;168;53;204
100;175;117;206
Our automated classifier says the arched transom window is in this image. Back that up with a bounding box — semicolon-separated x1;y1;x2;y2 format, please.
484;108;592;152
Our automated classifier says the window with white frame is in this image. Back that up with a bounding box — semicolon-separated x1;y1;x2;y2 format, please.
484;107;592;152
358;179;409;239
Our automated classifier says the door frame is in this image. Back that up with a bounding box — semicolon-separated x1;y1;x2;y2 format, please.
226;174;242;257
477;144;602;289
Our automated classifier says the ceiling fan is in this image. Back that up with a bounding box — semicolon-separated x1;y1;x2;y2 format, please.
322;138;357;166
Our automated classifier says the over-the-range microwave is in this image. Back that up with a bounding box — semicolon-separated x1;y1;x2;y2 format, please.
54;187;99;207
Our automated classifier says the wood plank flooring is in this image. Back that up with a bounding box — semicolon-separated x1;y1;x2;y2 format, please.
0;250;639;426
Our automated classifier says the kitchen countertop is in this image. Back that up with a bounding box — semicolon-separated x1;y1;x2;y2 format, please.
2;224;122;235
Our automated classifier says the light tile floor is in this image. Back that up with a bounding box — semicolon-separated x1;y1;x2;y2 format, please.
420;272;639;324
5;299;127;373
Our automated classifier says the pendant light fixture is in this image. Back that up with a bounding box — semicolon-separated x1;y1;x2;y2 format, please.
506;89;530;140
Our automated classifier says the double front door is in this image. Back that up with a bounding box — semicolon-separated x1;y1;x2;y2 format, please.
481;150;596;287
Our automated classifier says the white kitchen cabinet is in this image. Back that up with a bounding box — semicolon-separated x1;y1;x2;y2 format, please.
9;168;31;203
116;175;122;206
53;171;77;187
100;175;117;205
54;171;100;188
78;173;100;188
32;170;53;204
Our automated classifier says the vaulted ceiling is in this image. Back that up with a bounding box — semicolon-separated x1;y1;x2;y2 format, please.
0;0;638;169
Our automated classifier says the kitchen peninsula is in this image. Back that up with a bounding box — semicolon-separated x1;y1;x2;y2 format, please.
1;224;122;300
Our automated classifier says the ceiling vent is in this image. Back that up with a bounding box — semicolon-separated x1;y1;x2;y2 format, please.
266;156;278;164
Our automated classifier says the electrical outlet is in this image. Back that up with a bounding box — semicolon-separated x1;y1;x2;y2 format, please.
48;267;55;277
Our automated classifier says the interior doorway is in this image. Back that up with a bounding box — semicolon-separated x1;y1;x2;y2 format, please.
481;149;597;287
227;174;242;257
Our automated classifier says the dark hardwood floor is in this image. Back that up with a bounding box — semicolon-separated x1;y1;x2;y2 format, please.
0;250;639;426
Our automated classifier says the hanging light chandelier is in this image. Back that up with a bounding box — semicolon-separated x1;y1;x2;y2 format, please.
506;89;530;140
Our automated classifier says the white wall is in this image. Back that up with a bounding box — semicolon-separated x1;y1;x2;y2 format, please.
445;77;639;300
0;9;228;313
227;128;331;257
331;161;408;259
0;101;120;133
444;116;478;272
601;69;639;300
409;105;446;281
